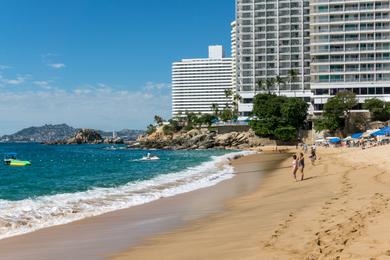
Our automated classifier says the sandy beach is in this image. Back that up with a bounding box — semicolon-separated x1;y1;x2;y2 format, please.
113;145;390;260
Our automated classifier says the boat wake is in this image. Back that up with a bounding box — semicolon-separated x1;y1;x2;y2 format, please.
0;150;254;240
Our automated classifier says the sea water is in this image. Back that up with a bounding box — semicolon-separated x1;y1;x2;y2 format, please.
0;143;252;239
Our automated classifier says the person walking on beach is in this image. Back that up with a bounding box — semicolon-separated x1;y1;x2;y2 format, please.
298;153;305;181
292;155;298;181
303;143;308;153
309;148;317;165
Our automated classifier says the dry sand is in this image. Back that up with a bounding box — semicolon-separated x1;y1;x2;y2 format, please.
113;145;390;260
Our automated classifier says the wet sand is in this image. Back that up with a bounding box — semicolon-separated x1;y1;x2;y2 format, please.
0;152;288;260
113;145;390;260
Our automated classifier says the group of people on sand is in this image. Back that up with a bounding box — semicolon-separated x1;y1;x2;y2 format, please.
291;144;317;181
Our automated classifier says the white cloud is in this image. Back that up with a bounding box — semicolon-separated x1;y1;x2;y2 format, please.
33;80;52;89
0;65;11;70
0;75;28;85
144;82;171;90
48;63;66;69
0;83;171;135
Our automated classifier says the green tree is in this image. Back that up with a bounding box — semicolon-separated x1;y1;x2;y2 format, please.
314;114;343;132
199;114;217;127
314;91;358;133
168;119;182;132
363;98;390;121
154;115;164;126
274;126;297;142
256;79;264;93
220;107;234;122
287;69;298;90
224;88;233;99
146;124;157;135
250;93;307;141
232;93;241;115
252;94;285;120
211;103;219;117
281;97;309;129
265;78;275;94
275;75;285;95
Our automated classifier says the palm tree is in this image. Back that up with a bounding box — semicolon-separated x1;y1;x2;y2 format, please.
224;88;233;98
287;69;298;91
275;75;285;96
265;78;275;94
211;103;219;117
256;79;264;94
154;115;163;126
232;93;241;115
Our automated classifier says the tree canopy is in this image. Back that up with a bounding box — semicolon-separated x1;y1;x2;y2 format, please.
314;91;358;133
363;98;390;122
250;93;308;141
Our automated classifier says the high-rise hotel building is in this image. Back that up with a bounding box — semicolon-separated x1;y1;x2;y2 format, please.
310;0;390;113
235;0;312;116
171;46;234;117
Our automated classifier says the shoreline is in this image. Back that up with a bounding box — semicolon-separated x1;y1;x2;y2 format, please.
111;145;390;260
0;151;288;260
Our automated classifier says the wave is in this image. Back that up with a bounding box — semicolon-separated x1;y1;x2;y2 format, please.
0;150;254;240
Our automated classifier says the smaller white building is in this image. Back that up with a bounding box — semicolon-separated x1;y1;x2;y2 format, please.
172;45;233;117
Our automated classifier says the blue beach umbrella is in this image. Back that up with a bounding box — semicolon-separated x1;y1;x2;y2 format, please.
351;133;363;139
329;137;341;143
371;126;390;137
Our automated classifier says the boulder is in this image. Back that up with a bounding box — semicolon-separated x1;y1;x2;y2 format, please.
67;129;103;144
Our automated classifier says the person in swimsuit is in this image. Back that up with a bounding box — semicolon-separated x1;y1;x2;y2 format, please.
292;154;298;181
298;152;305;181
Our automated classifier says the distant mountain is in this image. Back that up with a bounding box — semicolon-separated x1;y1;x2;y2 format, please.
1;124;77;143
0;124;145;143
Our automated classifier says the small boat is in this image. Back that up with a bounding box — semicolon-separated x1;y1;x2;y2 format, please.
4;152;32;167
140;153;160;161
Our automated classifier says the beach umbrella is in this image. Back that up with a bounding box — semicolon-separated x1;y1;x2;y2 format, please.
329;137;341;143
382;126;390;134
351;133;363;139
371;126;390;137
363;129;379;138
371;130;385;137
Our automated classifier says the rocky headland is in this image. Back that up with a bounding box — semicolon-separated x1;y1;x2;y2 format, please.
45;129;125;145
131;126;275;150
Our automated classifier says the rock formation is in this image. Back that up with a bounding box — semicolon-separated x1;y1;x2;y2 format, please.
66;129;103;144
132;127;275;150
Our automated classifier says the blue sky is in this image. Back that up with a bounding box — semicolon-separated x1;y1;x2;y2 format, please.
0;0;235;134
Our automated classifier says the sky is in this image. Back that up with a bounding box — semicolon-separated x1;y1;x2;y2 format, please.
0;0;235;134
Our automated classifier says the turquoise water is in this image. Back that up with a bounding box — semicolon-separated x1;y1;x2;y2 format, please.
0;143;229;201
0;143;250;239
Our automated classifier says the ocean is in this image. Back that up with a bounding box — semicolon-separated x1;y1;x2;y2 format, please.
0;143;252;240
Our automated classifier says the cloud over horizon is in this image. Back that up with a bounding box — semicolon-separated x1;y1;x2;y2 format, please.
0;82;171;135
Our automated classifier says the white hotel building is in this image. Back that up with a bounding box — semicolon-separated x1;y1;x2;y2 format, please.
310;0;390;113
235;0;313;116
171;46;234;117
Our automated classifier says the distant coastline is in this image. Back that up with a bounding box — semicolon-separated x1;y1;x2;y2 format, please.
0;124;144;143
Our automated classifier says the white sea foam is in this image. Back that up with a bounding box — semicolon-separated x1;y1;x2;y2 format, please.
0;150;255;240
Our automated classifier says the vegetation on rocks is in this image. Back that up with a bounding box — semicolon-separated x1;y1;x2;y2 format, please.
314;91;360;133
363;98;390;122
